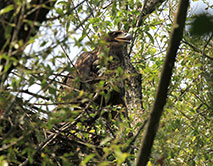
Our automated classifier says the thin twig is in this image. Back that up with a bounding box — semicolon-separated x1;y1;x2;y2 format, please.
60;45;73;65
123;119;148;153
128;0;149;56
5;89;50;100
19;111;84;166
20;89;103;166
103;1;113;9
74;13;93;31
202;33;213;59
0;135;24;151
46;0;87;21
182;38;213;61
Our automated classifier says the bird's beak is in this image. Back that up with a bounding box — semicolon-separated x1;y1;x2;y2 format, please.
114;33;133;44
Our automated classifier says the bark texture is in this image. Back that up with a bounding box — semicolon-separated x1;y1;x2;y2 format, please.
124;0;168;120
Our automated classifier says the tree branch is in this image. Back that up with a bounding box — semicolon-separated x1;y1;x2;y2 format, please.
136;1;190;165
0;0;56;85
182;37;213;61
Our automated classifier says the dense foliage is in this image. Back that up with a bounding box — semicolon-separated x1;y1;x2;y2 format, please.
0;0;212;165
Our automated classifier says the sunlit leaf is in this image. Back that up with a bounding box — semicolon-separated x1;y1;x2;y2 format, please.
0;4;14;16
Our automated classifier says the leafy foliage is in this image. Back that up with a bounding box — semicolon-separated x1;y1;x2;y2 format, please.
0;0;212;165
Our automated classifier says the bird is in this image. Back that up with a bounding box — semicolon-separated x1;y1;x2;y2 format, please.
62;31;133;119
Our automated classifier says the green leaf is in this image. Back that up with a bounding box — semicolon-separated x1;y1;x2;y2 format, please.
145;31;154;44
0;4;14;16
80;154;95;165
56;8;64;15
100;137;111;146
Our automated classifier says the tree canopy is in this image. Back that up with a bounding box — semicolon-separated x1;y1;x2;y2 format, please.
0;0;212;165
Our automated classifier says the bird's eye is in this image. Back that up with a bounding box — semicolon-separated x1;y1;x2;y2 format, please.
110;32;116;36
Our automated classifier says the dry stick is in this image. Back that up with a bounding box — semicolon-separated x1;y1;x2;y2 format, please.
135;1;189;166
20;103;90;165
19;113;83;166
19;90;100;166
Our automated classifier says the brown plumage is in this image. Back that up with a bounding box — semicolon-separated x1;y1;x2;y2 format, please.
64;31;133;109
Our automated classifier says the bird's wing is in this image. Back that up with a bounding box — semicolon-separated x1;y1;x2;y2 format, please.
75;51;98;80
63;50;99;87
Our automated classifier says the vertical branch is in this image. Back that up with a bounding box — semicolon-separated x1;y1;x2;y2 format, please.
136;0;189;166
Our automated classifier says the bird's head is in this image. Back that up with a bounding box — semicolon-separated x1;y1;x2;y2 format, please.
105;31;133;46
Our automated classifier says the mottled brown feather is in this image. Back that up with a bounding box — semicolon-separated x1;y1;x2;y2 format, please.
63;31;132;107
